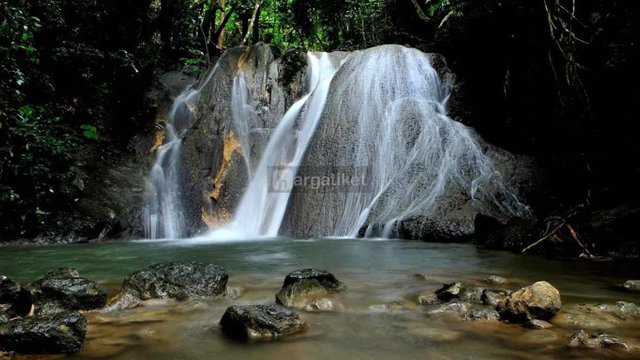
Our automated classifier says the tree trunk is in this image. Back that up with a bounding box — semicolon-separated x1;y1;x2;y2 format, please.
241;0;262;45
252;5;262;44
213;5;235;49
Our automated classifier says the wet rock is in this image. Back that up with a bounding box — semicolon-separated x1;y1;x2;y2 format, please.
497;281;561;323
595;301;640;319
435;282;466;301
28;268;107;311
461;287;485;304
219;304;308;341
465;308;500;321
303;298;341;312
122;261;228;301
526;319;554;329
0;276;32;317
0;311;87;353
0;306;8;323
418;294;441;305
275;269;345;309
622;280;640;291
481;288;509;307
568;330;630;351
554;302;640;329
428;300;471;315
486;275;509;285
103;292;144;311
32;301;66;317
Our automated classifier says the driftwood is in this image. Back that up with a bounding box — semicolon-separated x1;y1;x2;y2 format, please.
521;205;597;257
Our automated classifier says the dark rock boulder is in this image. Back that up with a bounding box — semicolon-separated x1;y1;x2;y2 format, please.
219;304;308;341
569;330;630;352
121;261;228;301
0;276;32;317
392;217;471;243
497;281;561;323
435;282;466;301
28;268;106;311
275;269;345;309
0;311;87;354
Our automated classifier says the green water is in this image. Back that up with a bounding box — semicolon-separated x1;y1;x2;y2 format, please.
1;239;639;359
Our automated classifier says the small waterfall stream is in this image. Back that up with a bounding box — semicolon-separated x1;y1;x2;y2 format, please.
143;89;198;239
200;52;338;240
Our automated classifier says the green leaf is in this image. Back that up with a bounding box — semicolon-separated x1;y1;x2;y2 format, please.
80;124;99;140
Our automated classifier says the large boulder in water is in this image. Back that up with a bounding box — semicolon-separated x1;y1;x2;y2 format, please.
27;268;107;311
219;304;308;340
0;311;87;353
275;269;346;309
0;275;32;317
497;281;561;323
120;261;228;301
280;44;532;239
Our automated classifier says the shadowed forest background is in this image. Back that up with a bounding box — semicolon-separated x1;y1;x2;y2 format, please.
1;0;638;254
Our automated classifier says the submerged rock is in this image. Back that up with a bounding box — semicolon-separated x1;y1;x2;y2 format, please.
219;304;308;341
418;294;441;305
275;269;345;309
0;311;87;353
622;280;640;292
497;281;561;323
0;276;32;317
465;308;500;321
486;275;509;285
28;268;107;311
304;298;341;312
121;261;228;301
435;282;466;301
554;301;640;329
481;288;509;307
428;300;471;315
569;330;630;351
461;287;485;304
103;292;144;312
526;319;554;329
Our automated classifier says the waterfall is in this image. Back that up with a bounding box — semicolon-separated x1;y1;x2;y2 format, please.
230;75;257;175
143;62;223;239
281;45;529;238
146;45;528;242
197;52;338;241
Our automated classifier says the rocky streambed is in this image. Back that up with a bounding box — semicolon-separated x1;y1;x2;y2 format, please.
1;239;640;359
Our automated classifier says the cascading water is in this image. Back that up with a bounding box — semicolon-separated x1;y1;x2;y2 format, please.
143;90;198;239
330;46;529;237
196;52;339;241
281;45;529;238
143;60;226;239
146;44;528;242
230;75;257;175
